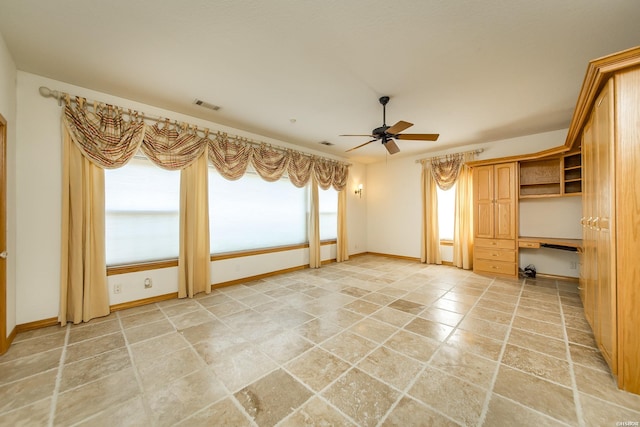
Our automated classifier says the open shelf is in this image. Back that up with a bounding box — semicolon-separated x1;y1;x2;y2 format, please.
563;152;582;195
519;152;582;198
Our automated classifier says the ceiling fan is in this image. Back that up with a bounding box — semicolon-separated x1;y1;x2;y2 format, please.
342;96;439;154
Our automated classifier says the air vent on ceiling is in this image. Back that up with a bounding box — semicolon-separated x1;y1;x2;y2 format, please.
193;99;221;111
319;141;334;146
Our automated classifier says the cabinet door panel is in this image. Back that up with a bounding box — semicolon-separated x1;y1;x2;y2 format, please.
594;80;617;373
474;166;494;239
494;163;516;240
582;119;596;328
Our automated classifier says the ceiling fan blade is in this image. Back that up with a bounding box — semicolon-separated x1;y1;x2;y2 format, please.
346;139;376;152
385;120;413;135
383;139;400;155
340;134;375;137
395;133;440;141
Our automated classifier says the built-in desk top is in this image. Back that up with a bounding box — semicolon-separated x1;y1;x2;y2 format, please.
518;236;583;252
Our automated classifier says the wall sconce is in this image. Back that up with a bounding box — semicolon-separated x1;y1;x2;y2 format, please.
355;184;363;198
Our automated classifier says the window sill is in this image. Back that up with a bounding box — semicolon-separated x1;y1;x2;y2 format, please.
439;240;454;246
107;239;338;275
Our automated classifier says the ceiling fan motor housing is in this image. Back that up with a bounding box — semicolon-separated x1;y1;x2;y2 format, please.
372;126;390;138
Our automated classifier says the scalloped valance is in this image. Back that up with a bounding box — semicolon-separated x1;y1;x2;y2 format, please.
62;96;350;190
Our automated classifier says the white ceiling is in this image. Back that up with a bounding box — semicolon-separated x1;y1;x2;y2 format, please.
1;1;639;163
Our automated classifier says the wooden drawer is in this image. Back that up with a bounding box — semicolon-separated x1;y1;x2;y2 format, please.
475;248;516;263
519;241;540;249
475;259;517;276
475;238;515;250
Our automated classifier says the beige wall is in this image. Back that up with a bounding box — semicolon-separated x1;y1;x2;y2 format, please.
365;129;582;277
11;69;581;325
15;71;367;323
0;32;17;337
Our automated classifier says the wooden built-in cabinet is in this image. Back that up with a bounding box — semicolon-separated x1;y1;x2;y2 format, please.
569;47;640;394
469;46;640;395
519;152;582;198
581;79;617;374
473;162;518;277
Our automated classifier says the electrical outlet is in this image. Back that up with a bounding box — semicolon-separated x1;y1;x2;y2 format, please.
144;278;152;289
113;283;122;294
570;261;578;270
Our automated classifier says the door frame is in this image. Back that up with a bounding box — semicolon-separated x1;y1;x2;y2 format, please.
0;113;7;354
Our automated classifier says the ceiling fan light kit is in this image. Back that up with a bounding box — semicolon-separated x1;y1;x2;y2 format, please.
342;96;439;154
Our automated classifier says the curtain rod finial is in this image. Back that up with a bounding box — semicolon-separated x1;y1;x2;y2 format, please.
39;86;63;104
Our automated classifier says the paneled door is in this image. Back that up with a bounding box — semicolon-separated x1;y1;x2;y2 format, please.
594;80;617;373
473;165;494;239
494;163;516;240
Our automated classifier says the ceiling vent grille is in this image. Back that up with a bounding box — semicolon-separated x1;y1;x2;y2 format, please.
193;99;221;111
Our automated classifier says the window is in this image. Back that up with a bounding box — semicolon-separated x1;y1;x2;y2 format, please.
318;187;338;241
105;156;181;265
106;160;339;264
208;168;307;253
437;184;456;241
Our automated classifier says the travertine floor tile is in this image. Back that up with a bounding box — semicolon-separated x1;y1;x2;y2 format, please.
0;348;62;385
580;392;640;427
387;298;424;315
75;396;151;427
175;397;253;427
1;256;634;426
54;368;140;426
384;330;440;362
146;369;227;427
130;332;189;364
348;317;396;343
64;331;125;364
0;397;52;426
493;365;577;425
430;343;498;390
382;396;458;426
484;394;567;427
321;331;378;364
501;344;572;386
67;319;120;344
206;341;277;392
119;308;165;329
409;366;487;426
280;396;356;427
137;347;205;391
1;332;66;362
235;369;312;427
419;306;464;327
323;368;399;427
286;347;350;392
507;327;567;360
257;330;313;364
357;345;423;390
59;347;132;392
573;364;640;411
0;369;57;413
123;318;175;344
405;317;454;342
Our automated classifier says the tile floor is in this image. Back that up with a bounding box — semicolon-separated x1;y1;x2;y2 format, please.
1;255;639;426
